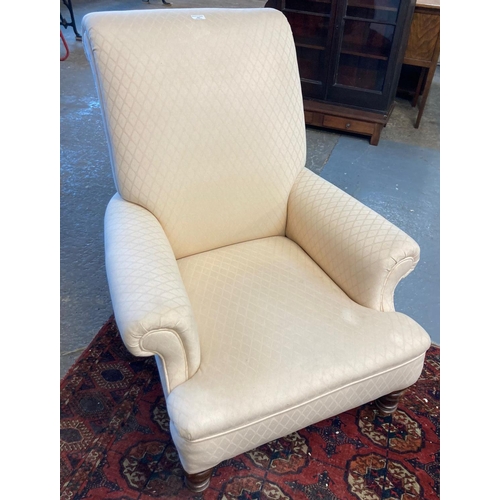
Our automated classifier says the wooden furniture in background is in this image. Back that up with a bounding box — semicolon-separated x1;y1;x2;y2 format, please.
266;0;417;145
400;0;440;127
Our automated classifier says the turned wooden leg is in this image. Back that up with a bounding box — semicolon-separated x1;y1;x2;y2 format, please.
184;467;214;493
375;389;405;416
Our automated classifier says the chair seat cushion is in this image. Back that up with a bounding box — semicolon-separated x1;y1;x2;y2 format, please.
168;236;430;471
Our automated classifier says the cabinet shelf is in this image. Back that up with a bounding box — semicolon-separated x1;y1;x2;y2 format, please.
284;11;330;47
296;41;327;50
348;0;398;11
344;15;397;25
284;8;330;17
284;0;332;15
340;43;389;60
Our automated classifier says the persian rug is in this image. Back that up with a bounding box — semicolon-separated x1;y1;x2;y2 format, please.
61;316;440;500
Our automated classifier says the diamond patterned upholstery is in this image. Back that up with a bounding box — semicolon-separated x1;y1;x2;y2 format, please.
169;236;429;472
104;193;200;391
287;168;420;312
82;7;431;482
82;8;305;260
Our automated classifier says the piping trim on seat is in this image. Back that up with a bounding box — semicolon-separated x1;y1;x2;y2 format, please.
174;352;426;443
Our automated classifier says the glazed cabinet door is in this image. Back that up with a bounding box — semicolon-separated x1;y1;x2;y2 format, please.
326;0;414;111
273;0;339;100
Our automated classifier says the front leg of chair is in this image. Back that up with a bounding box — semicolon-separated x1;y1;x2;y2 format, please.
375;389;406;416
184;467;215;492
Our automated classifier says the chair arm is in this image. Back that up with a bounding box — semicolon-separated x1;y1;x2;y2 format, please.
104;194;200;392
286;168;420;312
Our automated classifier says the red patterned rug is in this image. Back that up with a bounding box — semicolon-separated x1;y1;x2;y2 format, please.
61;316;439;500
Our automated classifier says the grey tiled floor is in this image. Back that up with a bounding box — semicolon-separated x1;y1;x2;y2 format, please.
60;0;440;377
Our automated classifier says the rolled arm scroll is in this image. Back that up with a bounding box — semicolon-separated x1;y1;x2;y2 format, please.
104;194;200;392
286;168;420;312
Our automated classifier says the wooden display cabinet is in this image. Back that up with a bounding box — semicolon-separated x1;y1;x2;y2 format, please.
266;0;416;145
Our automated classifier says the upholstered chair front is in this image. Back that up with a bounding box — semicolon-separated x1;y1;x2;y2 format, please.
82;8;431;492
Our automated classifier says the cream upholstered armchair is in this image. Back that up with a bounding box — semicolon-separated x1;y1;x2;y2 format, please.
82;8;431;493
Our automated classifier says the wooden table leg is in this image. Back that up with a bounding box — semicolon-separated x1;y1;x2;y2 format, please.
415;64;436;128
412;67;426;108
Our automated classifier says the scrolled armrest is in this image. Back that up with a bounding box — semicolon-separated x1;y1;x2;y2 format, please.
286;168;420;312
104;194;200;392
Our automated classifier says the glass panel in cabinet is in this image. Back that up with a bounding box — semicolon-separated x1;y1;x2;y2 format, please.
340;20;394;60
284;11;330;48
296;45;326;81
285;0;332;15
346;0;400;24
336;53;388;90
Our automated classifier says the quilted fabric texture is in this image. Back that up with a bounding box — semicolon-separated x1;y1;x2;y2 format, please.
83;7;432;480
82;8;306;259
104;194;200;392
170;236;431;472
170;357;426;474
287;168;421;311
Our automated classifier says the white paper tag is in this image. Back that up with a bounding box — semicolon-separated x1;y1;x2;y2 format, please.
191;15;206;20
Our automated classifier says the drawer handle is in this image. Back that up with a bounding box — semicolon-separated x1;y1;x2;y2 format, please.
345;123;351;128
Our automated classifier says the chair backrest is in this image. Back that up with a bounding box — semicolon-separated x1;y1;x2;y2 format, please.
83;8;306;259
